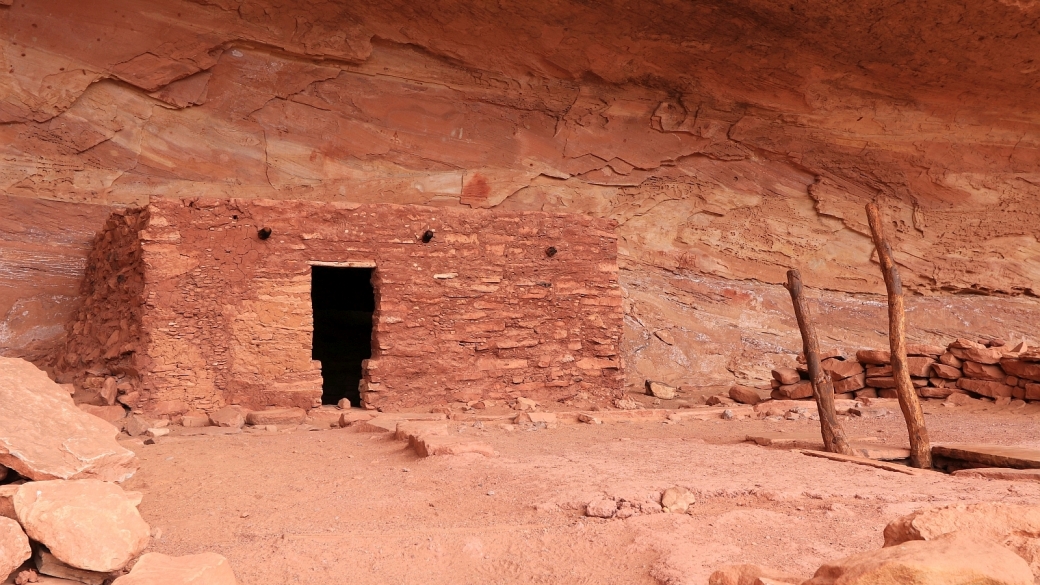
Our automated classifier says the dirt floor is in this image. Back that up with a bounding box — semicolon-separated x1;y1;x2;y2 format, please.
119;399;1040;585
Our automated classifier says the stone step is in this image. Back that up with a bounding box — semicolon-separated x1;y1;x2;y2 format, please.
933;443;1040;470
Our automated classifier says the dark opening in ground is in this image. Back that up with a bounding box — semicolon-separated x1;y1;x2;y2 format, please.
311;266;374;406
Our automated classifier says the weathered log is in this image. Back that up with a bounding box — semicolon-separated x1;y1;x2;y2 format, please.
784;269;854;455
865;202;932;469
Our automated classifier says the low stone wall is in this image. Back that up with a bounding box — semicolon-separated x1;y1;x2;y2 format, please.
770;338;1040;403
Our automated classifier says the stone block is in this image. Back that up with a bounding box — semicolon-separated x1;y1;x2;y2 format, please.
775;381;812;399
728;385;762;405
822;358;863;380
957;378;1014;398
856;349;890;365
771;367;801;385
1001;358;1040;382
930;363;961;379
209;407;245;429
906;356;936;378
179;413;210;428
962;360;1006;381
645;380;676;399
833;374;865;393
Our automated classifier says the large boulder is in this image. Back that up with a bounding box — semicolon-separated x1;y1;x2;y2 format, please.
883;502;1040;580
803;532;1032;585
0;357;137;482
0;517;31;582
13;480;150;573
111;552;238;585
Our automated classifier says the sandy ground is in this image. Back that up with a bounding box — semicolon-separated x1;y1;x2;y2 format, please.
121;399;1040;585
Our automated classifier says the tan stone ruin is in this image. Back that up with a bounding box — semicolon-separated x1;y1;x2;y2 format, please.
56;197;624;414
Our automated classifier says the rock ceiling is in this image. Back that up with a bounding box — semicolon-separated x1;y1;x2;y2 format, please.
2;0;1039;386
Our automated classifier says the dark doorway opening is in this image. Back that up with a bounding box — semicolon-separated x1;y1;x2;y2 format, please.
311;266;374;406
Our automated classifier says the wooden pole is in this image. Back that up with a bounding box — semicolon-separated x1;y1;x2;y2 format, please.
784;269;854;455
865;202;932;469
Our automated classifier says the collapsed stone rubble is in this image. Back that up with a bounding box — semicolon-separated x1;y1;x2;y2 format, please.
0;358;239;584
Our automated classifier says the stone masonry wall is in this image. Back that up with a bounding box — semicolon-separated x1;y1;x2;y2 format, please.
131;197;622;412
56;208;149;405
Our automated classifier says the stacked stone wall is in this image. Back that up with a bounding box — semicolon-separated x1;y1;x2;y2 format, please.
126;197;622;412
57;209;148;405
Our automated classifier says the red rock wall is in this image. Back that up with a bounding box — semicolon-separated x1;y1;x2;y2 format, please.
0;196;115;369
3;0;1040;391
124;197;621;412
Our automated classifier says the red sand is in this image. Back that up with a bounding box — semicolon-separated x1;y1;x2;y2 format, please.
122;400;1040;584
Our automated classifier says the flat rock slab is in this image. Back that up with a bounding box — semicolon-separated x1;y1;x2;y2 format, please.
933;443;1040;470
747;432;878;447
797;450;937;476
395;421;449;442
111;552;237;585
355;413;448;433
951;468;1040;482
413;435;495;458
854;445;912;460
14;479;150;573
353;417;401;433
0;357;138;482
747;433;908;460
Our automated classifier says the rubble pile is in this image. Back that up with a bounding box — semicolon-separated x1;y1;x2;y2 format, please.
0;357;239;585
770;339;1040;405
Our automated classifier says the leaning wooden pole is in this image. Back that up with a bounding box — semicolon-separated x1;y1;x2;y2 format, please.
865;202;932;469
784;269;854;455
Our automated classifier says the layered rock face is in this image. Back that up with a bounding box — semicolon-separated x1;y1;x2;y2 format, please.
2;0;1039;387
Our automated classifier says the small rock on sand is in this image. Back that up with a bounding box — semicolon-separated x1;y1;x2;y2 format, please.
585;498;617;519
645;380;676;400
209;407;245;429
728;385;761;405
660;487;695;513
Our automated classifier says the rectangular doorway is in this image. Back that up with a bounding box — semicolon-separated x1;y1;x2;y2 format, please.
310;266;374;406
